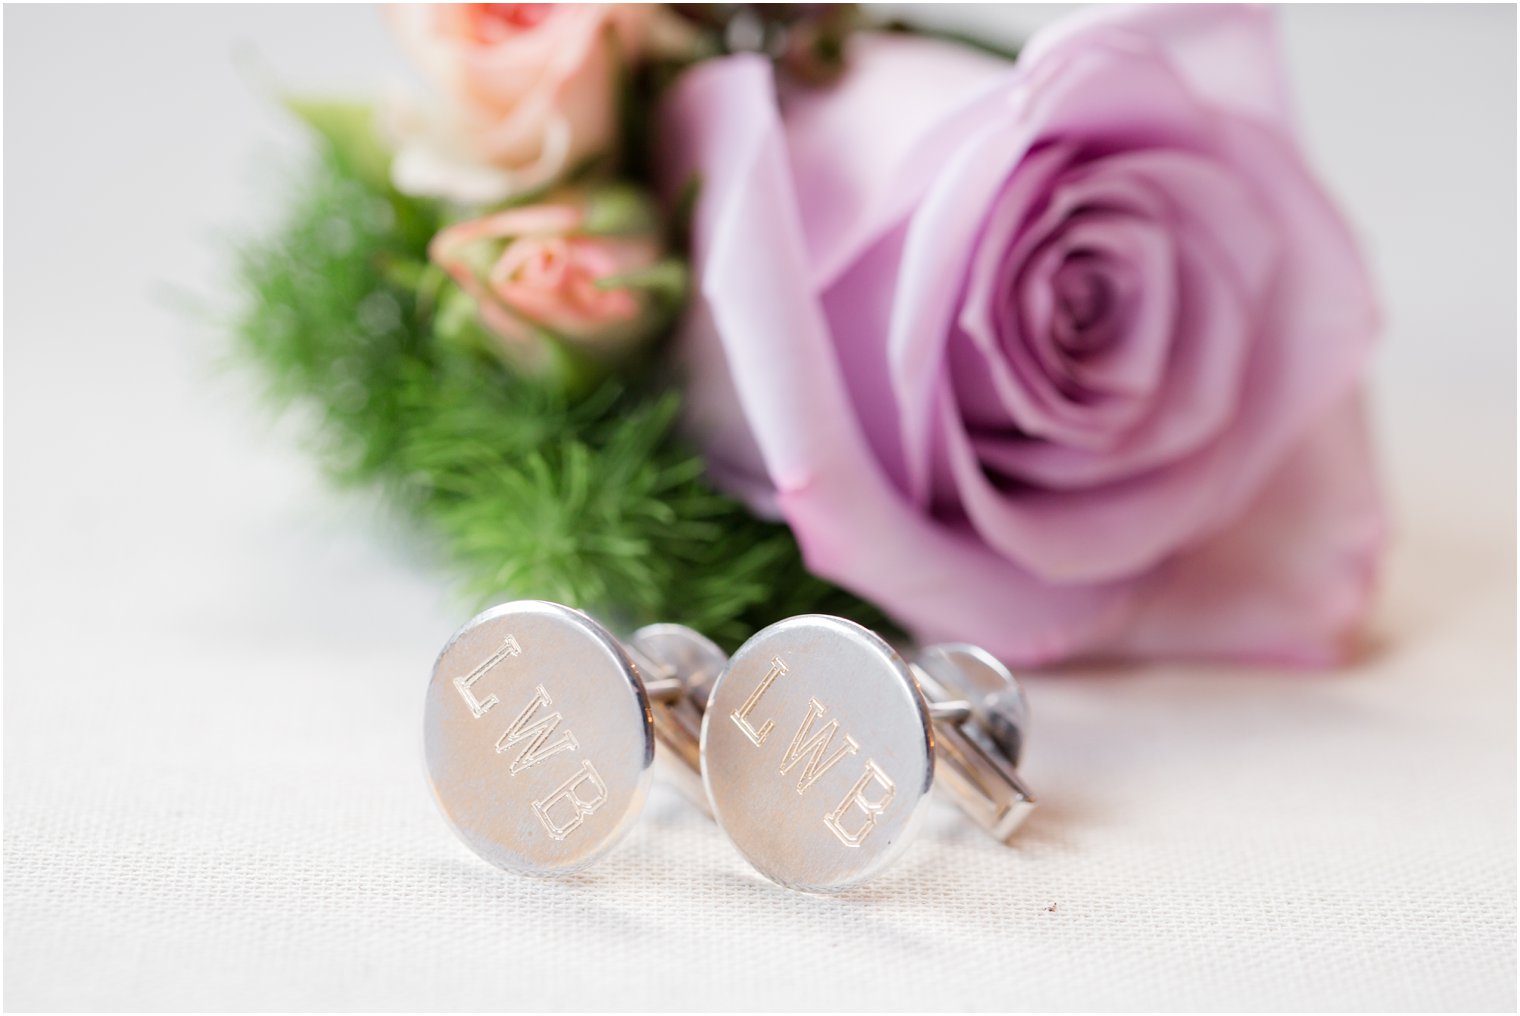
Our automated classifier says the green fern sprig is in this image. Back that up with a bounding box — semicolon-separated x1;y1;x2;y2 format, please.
234;145;894;649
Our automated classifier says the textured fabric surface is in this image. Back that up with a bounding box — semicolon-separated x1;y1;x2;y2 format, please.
4;5;1515;1011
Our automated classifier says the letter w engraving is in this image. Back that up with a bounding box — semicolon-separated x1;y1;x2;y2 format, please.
495;685;578;775
778;699;859;795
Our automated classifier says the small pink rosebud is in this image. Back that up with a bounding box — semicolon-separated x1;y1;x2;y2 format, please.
430;187;679;377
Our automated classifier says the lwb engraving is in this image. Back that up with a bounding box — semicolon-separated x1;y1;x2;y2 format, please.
455;635;607;840
729;655;896;848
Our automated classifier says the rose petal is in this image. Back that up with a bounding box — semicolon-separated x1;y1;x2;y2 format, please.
1021;4;1296;135
1099;395;1385;664
967;210;1176;445
880;40;1250;515
889;137;1073;504
1021;234;1154;398
963;143;1285;494
972;236;1253;492
781;33;1017;288
819;225;918;496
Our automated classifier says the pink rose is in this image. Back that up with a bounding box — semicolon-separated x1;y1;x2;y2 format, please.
430;188;672;374
388;3;651;204
661;6;1383;665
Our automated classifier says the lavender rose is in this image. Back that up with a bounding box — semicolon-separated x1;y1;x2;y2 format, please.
660;6;1383;665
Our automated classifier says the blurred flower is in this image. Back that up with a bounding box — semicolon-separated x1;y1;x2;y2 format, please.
669;4;861;83
662;6;1383;665
386;4;653;204
430;186;679;375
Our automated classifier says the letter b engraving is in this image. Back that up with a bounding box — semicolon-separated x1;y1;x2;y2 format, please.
533;760;609;841
824;761;896;847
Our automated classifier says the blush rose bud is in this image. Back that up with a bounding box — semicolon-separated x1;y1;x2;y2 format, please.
386;4;655;205
429;186;684;384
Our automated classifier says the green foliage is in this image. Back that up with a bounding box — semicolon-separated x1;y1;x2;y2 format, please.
233;146;894;648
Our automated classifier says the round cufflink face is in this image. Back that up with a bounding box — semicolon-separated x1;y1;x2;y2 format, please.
423;600;655;875
700;615;935;892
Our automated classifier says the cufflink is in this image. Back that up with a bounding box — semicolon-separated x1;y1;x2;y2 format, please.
422;600;722;876
699;614;1035;892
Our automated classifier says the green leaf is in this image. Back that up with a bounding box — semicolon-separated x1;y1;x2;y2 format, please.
581;183;662;237
284;98;394;195
595;258;688;303
878;20;1021;63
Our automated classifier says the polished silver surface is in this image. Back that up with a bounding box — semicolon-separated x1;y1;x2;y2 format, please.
630;624;728;705
423;600;656;876
913;645;1037;845
701;616;936;893
629;624;728;812
914;643;1030;766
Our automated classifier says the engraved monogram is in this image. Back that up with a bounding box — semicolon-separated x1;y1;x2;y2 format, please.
533;760;609;841
495;684;578;774
823;761;896;846
730;656;786;746
453;635;521;717
729;655;896;848
455;633;607;840
777;699;858;794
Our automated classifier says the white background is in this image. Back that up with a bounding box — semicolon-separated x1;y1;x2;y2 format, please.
5;4;1515;1011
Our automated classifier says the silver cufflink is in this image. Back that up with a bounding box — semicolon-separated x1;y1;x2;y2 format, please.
422;599;722;876
699;614;1035;892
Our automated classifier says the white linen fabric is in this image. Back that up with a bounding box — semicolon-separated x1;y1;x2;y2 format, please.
4;5;1514;1011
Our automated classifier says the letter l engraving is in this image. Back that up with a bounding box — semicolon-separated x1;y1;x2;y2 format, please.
453;634;521;718
731;656;787;747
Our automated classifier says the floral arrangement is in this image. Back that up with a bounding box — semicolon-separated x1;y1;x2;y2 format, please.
238;3;1383;666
